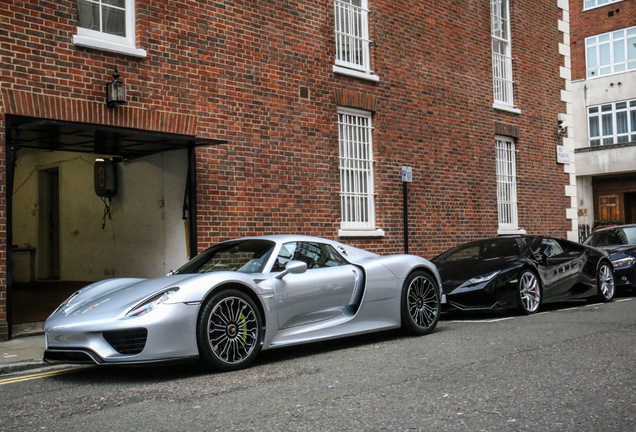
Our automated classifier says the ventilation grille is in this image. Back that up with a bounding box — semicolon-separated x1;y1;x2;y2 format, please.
103;328;148;355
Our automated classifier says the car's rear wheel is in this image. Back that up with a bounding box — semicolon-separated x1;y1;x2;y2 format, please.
197;289;262;372
595;262;615;302
517;270;541;315
401;271;440;335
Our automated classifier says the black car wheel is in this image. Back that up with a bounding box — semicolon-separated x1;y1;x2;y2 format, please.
197;289;262;372
517;269;541;315
595;262;615;302
401;271;440;335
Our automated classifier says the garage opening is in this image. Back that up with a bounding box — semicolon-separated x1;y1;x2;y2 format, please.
7;115;226;338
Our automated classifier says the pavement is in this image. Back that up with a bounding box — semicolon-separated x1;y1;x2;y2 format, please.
0;322;47;374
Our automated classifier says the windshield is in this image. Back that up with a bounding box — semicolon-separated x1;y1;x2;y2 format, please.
174;239;276;274
584;227;636;247
435;237;531;263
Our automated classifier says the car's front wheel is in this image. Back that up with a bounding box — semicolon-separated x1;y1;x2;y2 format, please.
595;261;615;302
197;289;262;372
517;269;541;315
401;271;440;335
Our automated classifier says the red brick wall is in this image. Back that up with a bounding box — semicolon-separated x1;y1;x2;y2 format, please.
570;0;636;81
0;0;570;335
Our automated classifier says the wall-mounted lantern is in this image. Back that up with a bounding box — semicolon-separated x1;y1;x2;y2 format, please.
106;68;126;108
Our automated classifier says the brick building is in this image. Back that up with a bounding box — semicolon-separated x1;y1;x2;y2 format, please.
0;0;574;340
570;0;636;230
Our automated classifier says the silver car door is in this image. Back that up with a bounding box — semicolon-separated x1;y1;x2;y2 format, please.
272;241;361;329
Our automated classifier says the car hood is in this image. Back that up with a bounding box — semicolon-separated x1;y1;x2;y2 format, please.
48;274;197;320
596;244;636;256
434;256;519;292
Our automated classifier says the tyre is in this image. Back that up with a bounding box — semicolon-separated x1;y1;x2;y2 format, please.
517;269;541;315
197;289;262;372
595;261;615;303
401;271;440;335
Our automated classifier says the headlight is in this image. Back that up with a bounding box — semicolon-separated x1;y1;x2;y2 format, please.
612;257;636;269
53;291;81;314
469;271;501;284
126;288;180;317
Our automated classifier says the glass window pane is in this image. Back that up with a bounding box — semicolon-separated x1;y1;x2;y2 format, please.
591;139;601;147
628;38;636;60
103;6;126;37
617;111;628;134
599;34;610;43
602;104;613;112
602;114;613;135
603;137;614;145
589;106;599;114
77;0;100;31
586;47;598;69
631;110;636;131
599;44;611;66
589;116;600;138
614;40;625;63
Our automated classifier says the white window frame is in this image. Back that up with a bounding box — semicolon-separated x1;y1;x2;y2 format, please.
333;0;379;82
496;136;524;235
491;0;519;113
73;0;146;58
585;26;636;78
583;0;624;11
337;107;383;237
587;99;636;147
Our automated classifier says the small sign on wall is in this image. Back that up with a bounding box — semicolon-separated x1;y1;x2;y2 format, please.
556;145;571;164
401;166;412;182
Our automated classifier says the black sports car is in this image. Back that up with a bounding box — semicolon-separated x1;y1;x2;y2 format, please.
431;235;615;314
583;224;636;291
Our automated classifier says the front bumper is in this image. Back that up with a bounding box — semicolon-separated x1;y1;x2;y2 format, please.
44;302;200;365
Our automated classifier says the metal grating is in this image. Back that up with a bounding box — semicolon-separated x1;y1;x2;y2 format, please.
103;328;148;355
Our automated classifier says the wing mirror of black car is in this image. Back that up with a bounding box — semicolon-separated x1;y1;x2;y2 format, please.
275;260;308;279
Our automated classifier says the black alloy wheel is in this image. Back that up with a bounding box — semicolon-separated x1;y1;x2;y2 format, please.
401;270;440;335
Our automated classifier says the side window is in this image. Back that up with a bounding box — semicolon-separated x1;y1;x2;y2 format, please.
272;242;347;272
74;0;147;57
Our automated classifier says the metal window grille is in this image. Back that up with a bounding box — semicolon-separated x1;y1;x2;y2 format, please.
496;137;519;230
338;109;375;230
334;0;371;74
491;0;514;106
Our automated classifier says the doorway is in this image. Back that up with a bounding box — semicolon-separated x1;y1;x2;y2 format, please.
624;192;636;224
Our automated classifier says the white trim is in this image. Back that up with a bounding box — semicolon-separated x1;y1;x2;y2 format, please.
492;103;521;114
73;34;147;58
583;0;624;11
73;0;146;58
497;228;526;235
333;65;380;82
339;229;385;237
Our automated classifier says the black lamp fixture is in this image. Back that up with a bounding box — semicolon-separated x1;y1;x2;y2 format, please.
106;67;126;108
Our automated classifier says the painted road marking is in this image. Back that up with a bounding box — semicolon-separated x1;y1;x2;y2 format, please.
0;368;80;386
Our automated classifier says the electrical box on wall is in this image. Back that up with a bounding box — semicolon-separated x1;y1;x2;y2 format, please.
94;159;117;198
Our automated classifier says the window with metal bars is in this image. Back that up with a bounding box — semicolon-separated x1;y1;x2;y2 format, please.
334;0;371;74
338;108;376;231
491;0;514;108
496;137;519;231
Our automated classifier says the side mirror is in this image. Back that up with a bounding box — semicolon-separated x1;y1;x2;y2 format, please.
275;260;307;279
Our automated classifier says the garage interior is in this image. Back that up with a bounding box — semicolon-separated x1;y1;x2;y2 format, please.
7;115;225;338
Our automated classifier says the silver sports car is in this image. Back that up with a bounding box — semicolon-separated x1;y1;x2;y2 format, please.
44;235;443;371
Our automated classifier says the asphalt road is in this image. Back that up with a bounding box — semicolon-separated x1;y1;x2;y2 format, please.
1;297;635;432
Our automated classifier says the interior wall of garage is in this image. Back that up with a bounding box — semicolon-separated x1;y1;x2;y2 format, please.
12;149;190;283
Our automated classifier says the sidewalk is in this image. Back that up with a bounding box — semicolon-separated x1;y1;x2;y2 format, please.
0;322;47;374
